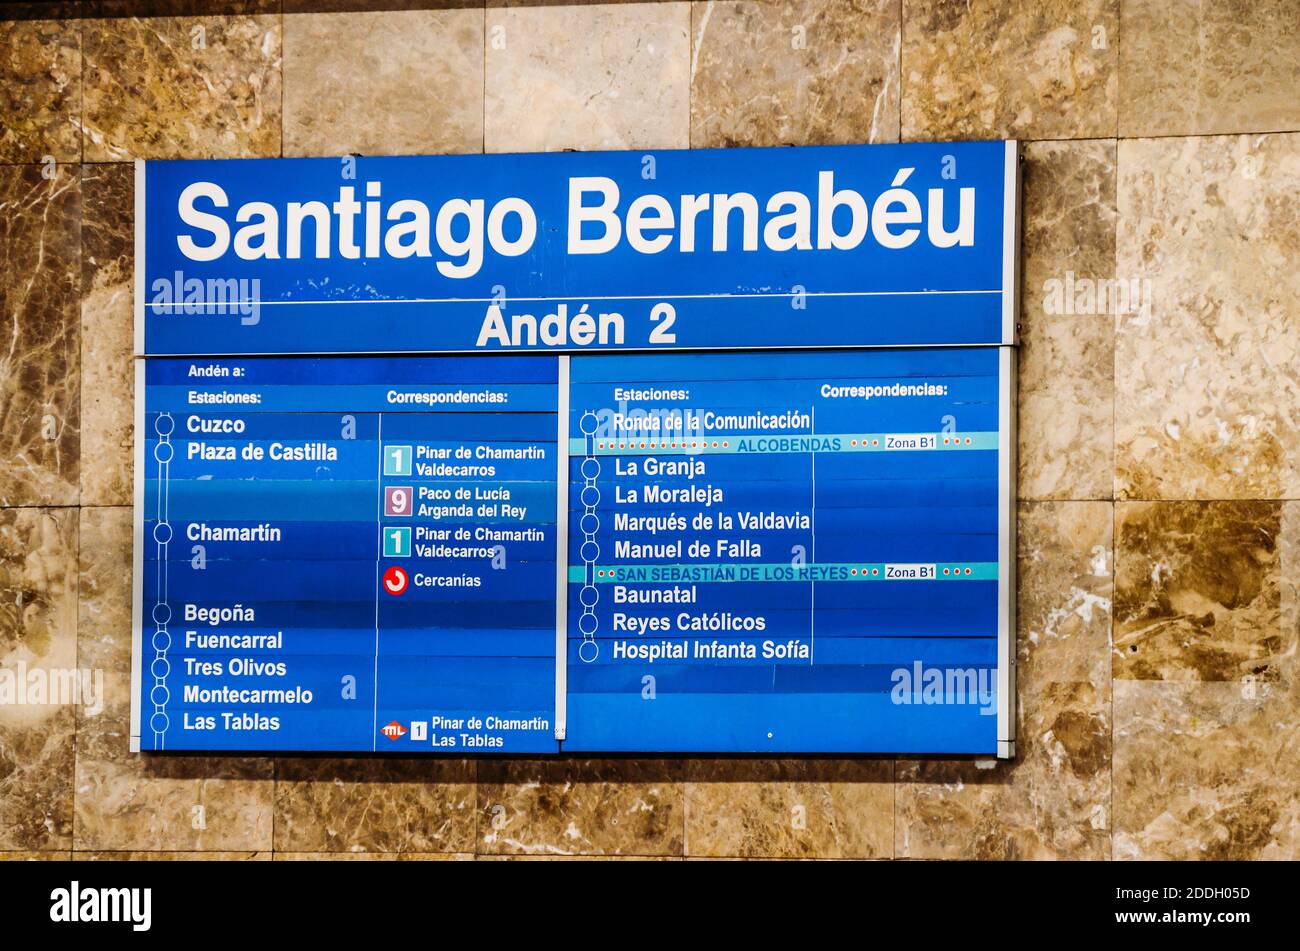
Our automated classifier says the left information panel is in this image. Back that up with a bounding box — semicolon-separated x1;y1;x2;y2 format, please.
131;355;563;753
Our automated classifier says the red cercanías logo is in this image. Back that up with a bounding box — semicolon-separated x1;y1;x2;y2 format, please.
383;565;409;595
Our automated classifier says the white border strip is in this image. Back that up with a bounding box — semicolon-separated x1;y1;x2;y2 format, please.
129;359;145;752
553;356;570;741
133;160;146;356
130;160;146;750
996;345;1018;758
133;341;1002;360
1001;140;1021;345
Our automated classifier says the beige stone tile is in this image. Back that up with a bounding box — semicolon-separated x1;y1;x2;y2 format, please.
477;853;680;861
0;163;80;508
896;501;1112;859
1021;140;1118;298
90;2;280;13
274;757;476;854
0;850;72;860
477;758;684;856
1114;501;1289;684
1119;0;1300;138
82;14;282;161
1114;679;1300;860
281;1;462;11
683;759;892;858
0;508;78;851
283;8;485;158
76;850;270;860
80;164;135;507
1283;500;1300;681
74;507;276;852
898;682;1111;861
274;850;473;861
485;1;690;153
0;18;81;163
1018;501;1113;688
690;0;899;148
1115;134;1300;501
1018;319;1114;501
1017;139;1117;501
901;0;1118;141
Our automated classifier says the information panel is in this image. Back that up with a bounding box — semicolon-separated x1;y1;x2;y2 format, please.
134;356;560;752
565;348;1013;753
131;140;1020;757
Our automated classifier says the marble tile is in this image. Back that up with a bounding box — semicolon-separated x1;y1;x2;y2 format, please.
477;759;684;856
690;0;899;148
0;163;80;508
1020;141;1117;293
274;851;474;861
82;14;282;161
0;508;78;851
1114;501;1289;684
1018;318;1114;501
683;759;892;858
76;850;271;860
274;758;476;853
1114;679;1300;860
283;2;475;11
477;853;680;861
1282;500;1300;682
1018;501;1113;688
1119;0;1300;138
901;0;1118;141
283;8;485;158
485;1;690;153
0;4;82;22
1115;133;1300;501
90;3;280;14
0;18;81;163
0;851;72;860
74;507;276;852
896;501;1112;859
80;164;135;507
1017;139;1116;501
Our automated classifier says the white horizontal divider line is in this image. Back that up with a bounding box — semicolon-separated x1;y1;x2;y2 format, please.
144;288;1002;308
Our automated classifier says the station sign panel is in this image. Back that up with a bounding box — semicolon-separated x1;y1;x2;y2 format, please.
131;141;1019;756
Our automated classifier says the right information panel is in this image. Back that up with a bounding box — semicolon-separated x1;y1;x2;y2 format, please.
565;348;1012;754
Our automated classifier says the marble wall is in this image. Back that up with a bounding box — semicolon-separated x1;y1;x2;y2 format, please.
1;0;1297;861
